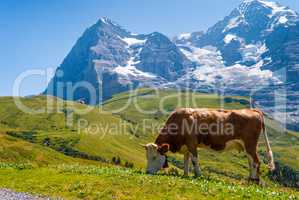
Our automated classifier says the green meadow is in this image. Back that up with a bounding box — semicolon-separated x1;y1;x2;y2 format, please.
0;88;298;199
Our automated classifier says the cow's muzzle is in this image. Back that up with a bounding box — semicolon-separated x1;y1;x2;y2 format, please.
146;170;155;175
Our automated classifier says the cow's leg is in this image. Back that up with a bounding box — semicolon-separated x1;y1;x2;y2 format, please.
190;151;201;177
246;150;260;183
183;152;190;177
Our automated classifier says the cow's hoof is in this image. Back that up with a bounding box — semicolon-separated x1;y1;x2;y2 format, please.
248;177;261;185
193;174;202;179
258;179;266;187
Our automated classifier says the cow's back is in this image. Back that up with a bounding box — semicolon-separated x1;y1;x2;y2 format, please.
155;108;263;152
193;109;263;151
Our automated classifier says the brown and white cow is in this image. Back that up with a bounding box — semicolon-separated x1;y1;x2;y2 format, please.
143;108;275;182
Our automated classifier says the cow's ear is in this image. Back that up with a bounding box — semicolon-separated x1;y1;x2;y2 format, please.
158;143;169;154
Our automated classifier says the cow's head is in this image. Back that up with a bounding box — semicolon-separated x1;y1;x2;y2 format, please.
143;143;169;174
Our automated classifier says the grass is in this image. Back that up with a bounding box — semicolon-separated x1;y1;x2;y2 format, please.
0;95;145;167
102;88;250;126
0;88;298;199
0;164;298;200
0;131;100;166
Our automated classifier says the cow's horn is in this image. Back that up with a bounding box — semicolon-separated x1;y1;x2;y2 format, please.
139;144;147;148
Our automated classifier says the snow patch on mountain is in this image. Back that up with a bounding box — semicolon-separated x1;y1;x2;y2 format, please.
193;59;277;89
180;46;223;65
278;16;288;24
113;52;156;79
114;62;156;78
100;17;110;24
121;37;146;47
99;17;120;27
223;16;245;32
240;42;268;63
178;33;192;40
268;15;294;31
223;33;268;63
224;34;238;44
112;35;157;79
178;44;278;89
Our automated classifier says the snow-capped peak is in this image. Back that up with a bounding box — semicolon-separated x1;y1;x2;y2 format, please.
99;17;121;27
259;0;296;17
240;0;297;17
222;0;298;33
100;17;110;24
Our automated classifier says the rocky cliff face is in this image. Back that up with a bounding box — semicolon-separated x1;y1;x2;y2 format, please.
45;18;129;104
136;32;192;80
45;1;299;130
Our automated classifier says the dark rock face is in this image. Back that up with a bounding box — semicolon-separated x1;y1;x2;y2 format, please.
263;22;299;82
173;31;204;46
260;22;299;131
44;18;131;104
137;32;192;80
101;70;133;101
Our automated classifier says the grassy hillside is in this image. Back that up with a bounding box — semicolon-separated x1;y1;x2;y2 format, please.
0;96;145;167
0;90;254;169
0;88;298;199
0;131;94;166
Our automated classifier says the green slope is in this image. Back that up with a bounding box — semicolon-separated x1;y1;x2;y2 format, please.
1;89;299;171
0;131;99;166
0;88;298;199
0;95;145;167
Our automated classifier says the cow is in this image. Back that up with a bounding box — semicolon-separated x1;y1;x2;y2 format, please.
143;108;275;183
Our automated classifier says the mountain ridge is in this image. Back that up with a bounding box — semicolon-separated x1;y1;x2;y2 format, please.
45;0;299;130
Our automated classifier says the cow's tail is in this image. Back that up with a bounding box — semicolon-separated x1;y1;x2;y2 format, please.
260;111;275;171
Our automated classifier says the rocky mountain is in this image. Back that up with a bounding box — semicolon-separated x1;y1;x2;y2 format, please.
173;0;299;130
45;17;191;103
45;1;299;130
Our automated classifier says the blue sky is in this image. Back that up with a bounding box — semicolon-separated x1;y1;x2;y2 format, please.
0;0;298;96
